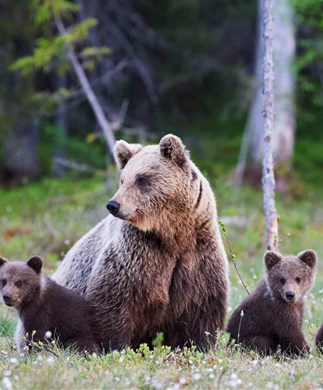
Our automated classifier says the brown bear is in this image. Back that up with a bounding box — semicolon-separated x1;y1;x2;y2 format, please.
226;249;317;356
0;256;98;353
53;134;229;351
315;323;323;351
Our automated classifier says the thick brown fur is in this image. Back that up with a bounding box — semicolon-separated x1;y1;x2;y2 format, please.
53;134;229;351
226;250;317;356
0;256;98;353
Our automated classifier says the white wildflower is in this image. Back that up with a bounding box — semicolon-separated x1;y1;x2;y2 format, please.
47;357;54;365
151;379;163;389
9;358;17;364
240;310;244;317
45;331;52;338
179;378;186;385
229;373;242;388
2;377;12;390
209;373;215;379
167;385;180;390
192;373;201;381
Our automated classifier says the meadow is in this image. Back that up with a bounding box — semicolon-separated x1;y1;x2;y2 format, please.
0;168;322;389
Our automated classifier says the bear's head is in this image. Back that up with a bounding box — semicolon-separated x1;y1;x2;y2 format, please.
107;134;207;232
0;256;43;308
264;250;317;303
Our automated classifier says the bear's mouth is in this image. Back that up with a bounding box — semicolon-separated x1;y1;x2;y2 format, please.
4;300;17;307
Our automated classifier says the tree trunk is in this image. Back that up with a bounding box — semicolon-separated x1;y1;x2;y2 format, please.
52;74;67;177
54;14;116;156
234;0;295;185
262;0;279;251
2;122;39;184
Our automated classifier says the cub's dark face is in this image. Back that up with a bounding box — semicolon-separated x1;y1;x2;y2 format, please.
264;250;317;303
0;256;42;308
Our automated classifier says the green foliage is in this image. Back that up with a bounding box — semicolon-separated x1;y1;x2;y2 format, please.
295;0;323;111
11;36;66;75
32;0;79;25
11;18;99;76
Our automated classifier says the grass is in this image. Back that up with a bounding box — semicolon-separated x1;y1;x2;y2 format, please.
0;173;323;389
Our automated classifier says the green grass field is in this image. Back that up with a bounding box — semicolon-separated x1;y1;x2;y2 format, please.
0;174;323;389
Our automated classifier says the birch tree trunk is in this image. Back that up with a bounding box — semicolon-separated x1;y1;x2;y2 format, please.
54;14;116;156
234;0;295;185
262;0;279;251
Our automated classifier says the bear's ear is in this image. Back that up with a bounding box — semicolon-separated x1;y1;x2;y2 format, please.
160;134;188;169
264;251;283;270
26;256;43;274
298;249;317;269
0;257;8;267
114;140;142;170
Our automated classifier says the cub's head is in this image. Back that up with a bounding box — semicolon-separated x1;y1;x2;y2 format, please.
264;250;317;303
0;256;43;308
107;134;206;231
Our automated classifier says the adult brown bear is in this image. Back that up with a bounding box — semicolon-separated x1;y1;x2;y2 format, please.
53;134;229;351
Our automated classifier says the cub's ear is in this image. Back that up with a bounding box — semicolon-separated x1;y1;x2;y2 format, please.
264;251;283;270
26;256;43;274
160;134;188;169
0;257;8;267
114;140;142;170
298;249;317;268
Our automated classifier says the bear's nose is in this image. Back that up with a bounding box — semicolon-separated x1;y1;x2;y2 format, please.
2;294;11;302
285;291;295;301
106;200;120;216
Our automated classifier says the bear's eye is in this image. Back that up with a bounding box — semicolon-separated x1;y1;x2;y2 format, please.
280;278;286;285
15;281;22;288
295;277;301;284
1;280;6;287
120;178;124;185
136;177;148;187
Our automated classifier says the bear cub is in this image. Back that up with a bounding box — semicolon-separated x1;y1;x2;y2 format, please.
0;256;98;353
227;249;317;356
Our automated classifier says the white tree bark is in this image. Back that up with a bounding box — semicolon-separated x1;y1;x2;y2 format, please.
234;0;295;185
262;0;279;251
54;14;116;156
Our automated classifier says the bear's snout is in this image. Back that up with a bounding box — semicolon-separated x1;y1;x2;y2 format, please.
2;293;13;306
106;200;120;216
285;291;295;302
